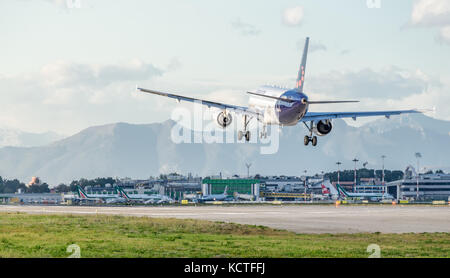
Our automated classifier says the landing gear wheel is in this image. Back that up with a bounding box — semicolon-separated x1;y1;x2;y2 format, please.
312;136;318;146
304;136;310;146
245;131;251;142
238;131;244;141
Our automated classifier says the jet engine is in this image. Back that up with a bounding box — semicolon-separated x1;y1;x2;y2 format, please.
313;120;332;136
216;111;232;128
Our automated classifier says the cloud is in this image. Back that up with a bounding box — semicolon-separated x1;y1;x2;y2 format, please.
231;18;261;36
283;6;304;26
0;60;165;133
307;66;435;99
409;0;450;44
40;60;162;88
305;68;450;126
410;0;450;27
437;26;450;44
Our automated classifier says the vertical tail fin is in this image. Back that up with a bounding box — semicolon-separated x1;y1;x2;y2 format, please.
116;186;130;201
336;183;349;198
296;37;309;92
76;186;89;199
321;184;330;195
223;186;228;196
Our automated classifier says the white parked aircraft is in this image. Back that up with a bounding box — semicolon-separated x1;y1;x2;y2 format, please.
75;186;127;204
138;37;424;146
116;186;173;204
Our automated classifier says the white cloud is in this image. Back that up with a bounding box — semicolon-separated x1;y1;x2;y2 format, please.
411;0;450;27
306;67;450;126
308;67;434;99
410;0;450;44
0;60;165;134
283;6;304;26
438;26;450;44
40;60;162;88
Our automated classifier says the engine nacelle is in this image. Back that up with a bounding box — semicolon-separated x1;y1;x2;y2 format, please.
216;112;232;128
313;120;332;136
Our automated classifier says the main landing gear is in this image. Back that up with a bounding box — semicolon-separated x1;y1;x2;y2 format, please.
304;135;317;146
238;115;252;142
303;121;318;147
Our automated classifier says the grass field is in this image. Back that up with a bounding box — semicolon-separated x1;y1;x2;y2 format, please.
0;212;449;258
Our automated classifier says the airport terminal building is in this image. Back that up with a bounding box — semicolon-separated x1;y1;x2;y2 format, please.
387;170;450;201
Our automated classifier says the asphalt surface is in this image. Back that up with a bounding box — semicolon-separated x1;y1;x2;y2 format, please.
1;204;450;233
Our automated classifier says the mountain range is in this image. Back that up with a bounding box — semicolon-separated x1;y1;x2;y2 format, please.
0;127;63;148
0;114;448;185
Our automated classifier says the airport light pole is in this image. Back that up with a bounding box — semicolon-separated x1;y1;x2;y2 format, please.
303;170;307;203
415;152;422;201
352;158;359;193
245;163;252;179
381;155;386;195
336;162;342;187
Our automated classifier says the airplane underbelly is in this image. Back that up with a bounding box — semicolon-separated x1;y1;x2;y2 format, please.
276;102;307;126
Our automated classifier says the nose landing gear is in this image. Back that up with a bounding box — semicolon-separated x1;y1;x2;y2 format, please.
238;130;251;142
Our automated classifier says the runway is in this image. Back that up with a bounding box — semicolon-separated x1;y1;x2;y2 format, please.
1;204;450;233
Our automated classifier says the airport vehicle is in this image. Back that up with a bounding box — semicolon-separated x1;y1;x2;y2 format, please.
137;37;424;146
116;186;173;204
336;183;394;201
75;186;127;204
197;186;231;202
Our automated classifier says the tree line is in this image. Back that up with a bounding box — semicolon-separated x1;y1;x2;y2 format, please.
0;176;116;194
0;176;50;193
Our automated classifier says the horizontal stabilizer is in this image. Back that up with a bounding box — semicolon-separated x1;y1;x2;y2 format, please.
247;91;296;103
308;100;359;104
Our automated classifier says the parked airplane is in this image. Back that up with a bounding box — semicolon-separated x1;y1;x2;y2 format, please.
197;186;231;202
116;186;173;204
335;183;394;201
137;37;425;146
75;186;127;204
321;180;339;200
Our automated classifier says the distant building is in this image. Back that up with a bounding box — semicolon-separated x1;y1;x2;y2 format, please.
202;179;261;200
387;167;450;201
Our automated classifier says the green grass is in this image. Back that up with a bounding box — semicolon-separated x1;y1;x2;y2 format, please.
0;212;449;258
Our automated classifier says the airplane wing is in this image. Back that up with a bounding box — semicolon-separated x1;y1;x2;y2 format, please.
301;109;423;122
137;87;260;117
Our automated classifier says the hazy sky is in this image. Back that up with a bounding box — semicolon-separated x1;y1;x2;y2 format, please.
1;0;449;134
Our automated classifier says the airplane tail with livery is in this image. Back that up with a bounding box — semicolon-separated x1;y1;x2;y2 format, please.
336;184;350;198
296;37;309;92
76;186;89;199
115;186;131;202
321;184;330;195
